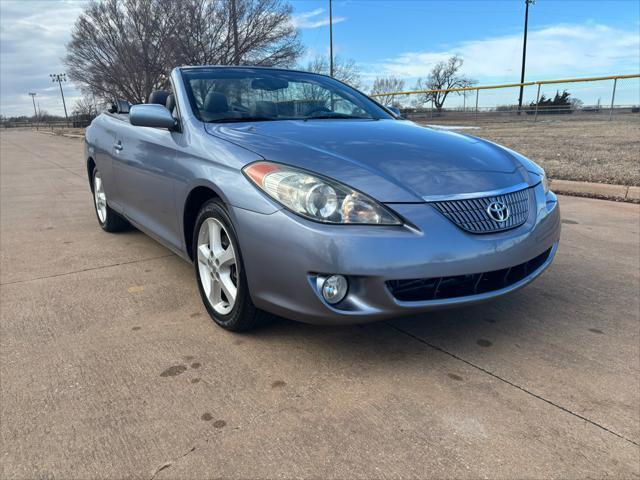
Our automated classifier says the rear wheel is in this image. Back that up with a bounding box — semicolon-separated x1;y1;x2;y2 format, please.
92;168;128;232
193;199;268;331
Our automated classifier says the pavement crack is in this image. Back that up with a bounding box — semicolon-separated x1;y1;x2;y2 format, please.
0;254;175;286
150;446;196;480
385;322;639;447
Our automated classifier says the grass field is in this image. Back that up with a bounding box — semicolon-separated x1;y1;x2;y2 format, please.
419;116;640;186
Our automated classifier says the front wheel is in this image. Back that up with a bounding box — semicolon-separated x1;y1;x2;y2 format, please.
92;168;129;232
193;199;268;331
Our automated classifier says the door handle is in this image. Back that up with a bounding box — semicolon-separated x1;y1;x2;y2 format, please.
113;141;123;151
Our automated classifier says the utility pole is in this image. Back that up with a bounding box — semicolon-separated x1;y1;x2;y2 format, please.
517;0;534;115
49;73;69;126
329;0;334;77
230;0;240;65
28;92;38;129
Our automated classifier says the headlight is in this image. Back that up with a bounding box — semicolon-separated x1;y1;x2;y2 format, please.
540;171;550;195
243;161;401;225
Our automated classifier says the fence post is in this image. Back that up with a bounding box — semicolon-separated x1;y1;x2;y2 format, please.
429;100;433;119
534;83;541;123
609;78;617;121
475;89;479;122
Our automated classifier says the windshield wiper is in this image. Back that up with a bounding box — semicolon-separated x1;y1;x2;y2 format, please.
304;113;372;120
208;116;279;123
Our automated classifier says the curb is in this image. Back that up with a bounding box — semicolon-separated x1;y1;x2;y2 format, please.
38;131;85;139
550;179;639;203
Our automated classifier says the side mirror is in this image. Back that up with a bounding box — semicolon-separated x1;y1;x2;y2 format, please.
388;106;402;117
130;104;176;129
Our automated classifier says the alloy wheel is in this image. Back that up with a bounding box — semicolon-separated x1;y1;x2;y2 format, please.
94;171;107;224
197;218;238;315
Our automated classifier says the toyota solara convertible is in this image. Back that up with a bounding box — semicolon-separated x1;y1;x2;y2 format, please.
85;66;560;331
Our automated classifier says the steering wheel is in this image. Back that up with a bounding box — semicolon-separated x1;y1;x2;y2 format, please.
306;107;333;116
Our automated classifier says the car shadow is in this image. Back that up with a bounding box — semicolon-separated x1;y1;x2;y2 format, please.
237;294;540;368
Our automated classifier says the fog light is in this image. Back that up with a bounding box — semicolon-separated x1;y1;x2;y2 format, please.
321;275;348;304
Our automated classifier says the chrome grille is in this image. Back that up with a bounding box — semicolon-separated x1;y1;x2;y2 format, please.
430;187;531;233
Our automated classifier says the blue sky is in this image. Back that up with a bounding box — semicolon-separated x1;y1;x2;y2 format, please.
1;0;639;116
293;0;639;80
292;0;640;107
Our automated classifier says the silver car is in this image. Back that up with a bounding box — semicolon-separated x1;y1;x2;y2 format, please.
85;66;560;331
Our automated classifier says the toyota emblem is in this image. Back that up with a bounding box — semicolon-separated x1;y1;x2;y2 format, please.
486;201;510;222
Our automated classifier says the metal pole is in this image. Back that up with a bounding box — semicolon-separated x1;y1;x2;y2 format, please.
58;81;69;127
29;92;38;130
609;78;617;121
329;0;334;77
50;73;69;127
518;0;534;115
534;83;541;123
230;0;240;65
475;88;479;122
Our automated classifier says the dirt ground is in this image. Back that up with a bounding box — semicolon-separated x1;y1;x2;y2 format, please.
419;116;640;186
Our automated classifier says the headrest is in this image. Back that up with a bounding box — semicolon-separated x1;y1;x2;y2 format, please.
116;99;130;114
203;92;229;114
148;90;170;105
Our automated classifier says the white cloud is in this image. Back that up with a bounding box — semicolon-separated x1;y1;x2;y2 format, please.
370;23;640;83
0;0;85;117
292;8;346;29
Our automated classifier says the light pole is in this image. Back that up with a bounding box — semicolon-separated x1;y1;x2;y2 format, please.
517;0;534;115
28;92;38;129
329;0;334;77
49;73;69;126
230;0;240;65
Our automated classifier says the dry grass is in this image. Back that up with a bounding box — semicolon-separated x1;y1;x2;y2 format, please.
30;114;640;186
418;115;640;186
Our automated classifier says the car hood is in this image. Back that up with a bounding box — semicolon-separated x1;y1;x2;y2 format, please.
205;119;535;203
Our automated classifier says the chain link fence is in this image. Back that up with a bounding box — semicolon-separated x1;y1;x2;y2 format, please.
1;116;93;130
371;74;640;124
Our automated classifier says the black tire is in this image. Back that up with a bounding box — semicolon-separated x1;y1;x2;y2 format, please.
92;168;129;233
193;199;269;332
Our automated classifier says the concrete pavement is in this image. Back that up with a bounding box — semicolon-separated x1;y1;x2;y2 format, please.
1;130;638;479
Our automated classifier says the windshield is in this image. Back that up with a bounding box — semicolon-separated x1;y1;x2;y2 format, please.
181;67;392;123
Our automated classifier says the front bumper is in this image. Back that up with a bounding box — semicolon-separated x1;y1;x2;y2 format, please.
231;184;560;324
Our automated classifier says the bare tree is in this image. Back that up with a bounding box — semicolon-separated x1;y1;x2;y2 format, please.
65;0;302;104
304;55;362;89
414;55;476;111
173;0;302;67
65;0;180;104
371;76;405;106
72;96;99;117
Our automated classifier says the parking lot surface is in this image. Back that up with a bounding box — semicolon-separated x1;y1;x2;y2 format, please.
1;130;639;479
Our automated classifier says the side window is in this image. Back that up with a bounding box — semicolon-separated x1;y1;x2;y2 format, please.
333;98;366;116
